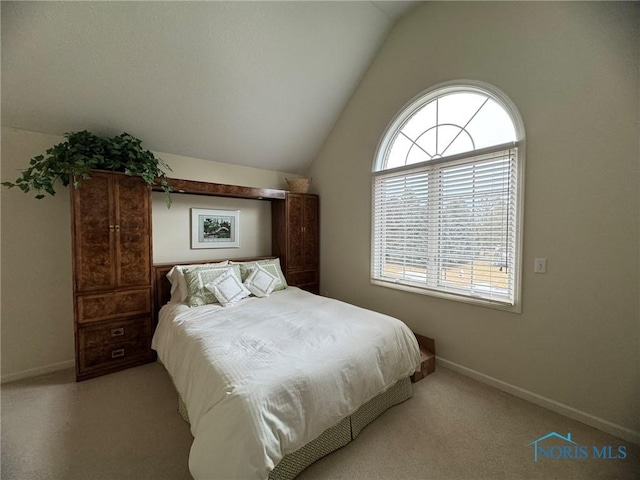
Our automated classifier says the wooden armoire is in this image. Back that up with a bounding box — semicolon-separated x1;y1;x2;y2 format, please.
71;171;155;381
272;193;320;294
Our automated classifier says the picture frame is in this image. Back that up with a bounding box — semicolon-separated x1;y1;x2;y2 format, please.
190;208;240;249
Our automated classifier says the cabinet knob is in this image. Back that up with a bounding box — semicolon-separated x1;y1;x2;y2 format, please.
115;225;120;232
109;225;115;232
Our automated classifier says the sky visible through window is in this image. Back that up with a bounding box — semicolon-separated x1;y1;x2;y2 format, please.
384;92;515;170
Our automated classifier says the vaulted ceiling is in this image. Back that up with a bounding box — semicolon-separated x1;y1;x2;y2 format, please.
1;1;418;174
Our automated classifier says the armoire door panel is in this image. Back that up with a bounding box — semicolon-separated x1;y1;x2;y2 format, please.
303;195;319;267
271;193;319;293
74;173;115;292
287;194;305;269
115;176;151;287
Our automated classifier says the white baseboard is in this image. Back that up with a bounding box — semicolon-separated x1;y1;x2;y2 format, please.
1;359;74;384
437;356;640;446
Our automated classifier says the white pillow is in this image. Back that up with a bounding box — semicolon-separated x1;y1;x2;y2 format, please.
167;261;228;303
204;268;251;307
244;264;279;298
166;266;188;303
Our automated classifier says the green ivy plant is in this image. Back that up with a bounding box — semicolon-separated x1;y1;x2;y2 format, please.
2;130;173;207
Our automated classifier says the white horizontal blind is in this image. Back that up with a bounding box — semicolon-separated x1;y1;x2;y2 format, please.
372;148;517;305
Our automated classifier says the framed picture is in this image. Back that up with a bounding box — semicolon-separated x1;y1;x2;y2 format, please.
191;208;240;249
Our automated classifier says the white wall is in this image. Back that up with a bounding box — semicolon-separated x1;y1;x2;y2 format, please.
1;129;74;381
309;2;640;440
0;127;298;381
151;148;298;264
152;193;272;264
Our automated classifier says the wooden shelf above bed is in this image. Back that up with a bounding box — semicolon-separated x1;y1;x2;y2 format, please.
152;177;286;200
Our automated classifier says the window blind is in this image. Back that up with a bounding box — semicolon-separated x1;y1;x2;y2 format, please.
372;147;517;306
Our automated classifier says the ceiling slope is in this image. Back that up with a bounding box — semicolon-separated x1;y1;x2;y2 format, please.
2;1;417;174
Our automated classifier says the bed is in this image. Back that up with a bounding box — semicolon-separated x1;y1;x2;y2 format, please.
151;258;421;480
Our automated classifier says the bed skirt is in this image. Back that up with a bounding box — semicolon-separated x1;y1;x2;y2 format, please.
177;377;413;480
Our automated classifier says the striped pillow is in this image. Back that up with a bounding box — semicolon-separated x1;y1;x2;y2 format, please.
183;263;243;307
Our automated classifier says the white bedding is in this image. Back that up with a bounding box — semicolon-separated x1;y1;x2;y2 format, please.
152;287;420;480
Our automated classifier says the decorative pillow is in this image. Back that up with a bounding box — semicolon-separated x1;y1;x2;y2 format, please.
167;261;228;303
182;263;243;307
232;258;287;291
244;264;279;298
205;268;251;307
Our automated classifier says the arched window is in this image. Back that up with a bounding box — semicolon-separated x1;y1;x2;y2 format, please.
372;81;525;311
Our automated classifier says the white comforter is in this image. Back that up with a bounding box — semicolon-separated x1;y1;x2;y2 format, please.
152;287;420;480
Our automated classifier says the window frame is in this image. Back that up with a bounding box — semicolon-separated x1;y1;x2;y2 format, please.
371;80;525;313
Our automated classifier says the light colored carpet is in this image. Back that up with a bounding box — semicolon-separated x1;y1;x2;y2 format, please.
1;362;638;479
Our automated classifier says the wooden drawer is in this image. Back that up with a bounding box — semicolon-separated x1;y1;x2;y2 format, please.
286;268;318;287
79;337;151;371
299;284;320;295
77;288;151;324
78;317;152;350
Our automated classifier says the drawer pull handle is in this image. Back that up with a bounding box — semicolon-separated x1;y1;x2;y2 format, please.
111;349;125;359
111;328;125;337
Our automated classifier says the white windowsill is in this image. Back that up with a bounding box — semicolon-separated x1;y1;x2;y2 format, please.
370;278;522;314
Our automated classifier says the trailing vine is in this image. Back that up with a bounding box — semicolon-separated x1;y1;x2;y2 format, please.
2;130;173;206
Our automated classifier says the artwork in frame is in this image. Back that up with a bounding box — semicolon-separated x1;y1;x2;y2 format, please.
191;208;240;249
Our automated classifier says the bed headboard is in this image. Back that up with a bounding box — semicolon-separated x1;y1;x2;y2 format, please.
153;256;276;323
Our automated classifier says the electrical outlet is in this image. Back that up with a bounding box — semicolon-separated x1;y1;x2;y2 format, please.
534;258;547;274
